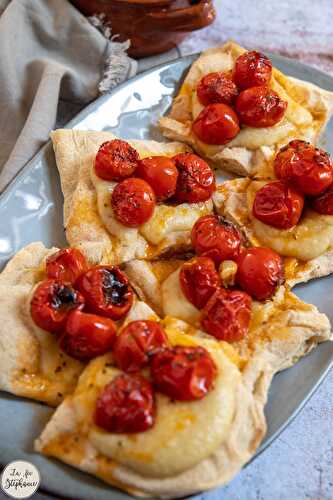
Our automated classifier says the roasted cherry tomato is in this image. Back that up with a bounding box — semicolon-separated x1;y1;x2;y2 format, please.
173;152;216;203
111;178;156;227
191;214;242;265
234;51;272;90
253;180;304;229
59;310;117;361
30;279;85;334
114;320;169;373
94;374;155;433
201;287;252;342
236;247;284;301
192;103;240;145
136;156;178;201
179;257;220;309
235;86;287;128
46;248;87;284
76;266;133;320
197;71;239;106
274;140;333;196
312;186;333;215
150;346;217;401
94;139;139;181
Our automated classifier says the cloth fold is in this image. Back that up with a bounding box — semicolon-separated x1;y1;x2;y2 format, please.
0;0;137;193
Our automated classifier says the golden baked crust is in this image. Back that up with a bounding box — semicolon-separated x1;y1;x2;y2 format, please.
0;243;159;406
213;178;333;286
0;242;83;406
35;318;271;498
51;129;213;266
159;41;333;178
123;260;331;373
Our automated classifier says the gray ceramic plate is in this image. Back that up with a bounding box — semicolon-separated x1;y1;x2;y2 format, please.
0;54;333;500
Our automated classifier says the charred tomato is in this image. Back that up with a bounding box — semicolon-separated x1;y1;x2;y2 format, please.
76;266;133;320
201;287;252;342
173;152;216;203
253;180;304;229
113;320;169;373
191;214;242;265
179;257;220;309
30;279;85;334
59;310;117;361
150;346;217;401
94;139;139;181
236;247;284;300
46;248;87;284
94;374;155;433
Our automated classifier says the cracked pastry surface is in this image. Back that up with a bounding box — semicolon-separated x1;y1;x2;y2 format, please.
159;41;333;178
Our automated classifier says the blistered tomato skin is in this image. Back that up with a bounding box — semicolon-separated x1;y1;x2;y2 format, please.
94;374;155;433
234;51;272;90
59;310;117;361
192;103;240;145
111;178;156;227
201;288;252;342
253;180;304;229
150;346;217;401
236;247;284;301
179;257;221;310
191;214;242;265
312;186;333;215
46;248;87;284
197;72;239;106
235;86;287;128
114;320;169;373
30;280;85;334
173;153;216;203
94;139;139;181
136;156;178;201
274;140;333;196
76;266;133;320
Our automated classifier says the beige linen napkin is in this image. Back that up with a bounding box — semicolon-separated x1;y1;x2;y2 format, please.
0;0;137;193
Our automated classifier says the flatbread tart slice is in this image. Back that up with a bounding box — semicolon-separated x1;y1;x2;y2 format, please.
0;243;157;406
51;129;216;266
213;178;333;287
35;314;271;498
159;41;333;178
124;258;331;373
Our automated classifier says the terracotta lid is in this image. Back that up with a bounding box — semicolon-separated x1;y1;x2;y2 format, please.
112;0;175;5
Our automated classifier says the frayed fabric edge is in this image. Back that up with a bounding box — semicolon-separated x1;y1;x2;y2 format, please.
88;14;138;94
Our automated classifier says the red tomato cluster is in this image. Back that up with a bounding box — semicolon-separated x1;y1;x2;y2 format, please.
94;340;217;433
177;215;284;342
31;247;217;434
94;139;216;227
95;322;217;433
253;141;333;229
31;248;133;360
192;51;287;145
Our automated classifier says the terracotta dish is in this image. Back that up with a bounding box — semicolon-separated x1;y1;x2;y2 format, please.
71;0;216;58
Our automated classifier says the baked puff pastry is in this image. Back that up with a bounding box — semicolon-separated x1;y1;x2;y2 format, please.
159;41;333;178
213;178;333;286
0;242;157;406
35;316;271;498
51;129;214;266
124;259;331;373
